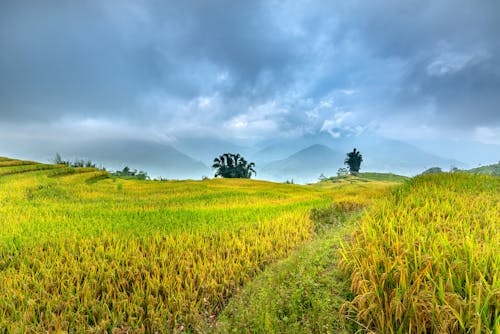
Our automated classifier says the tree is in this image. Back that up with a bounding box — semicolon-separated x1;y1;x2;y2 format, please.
421;167;442;175
337;167;349;177
111;166;149;180
344;148;363;174
54;153;65;165
212;153;256;178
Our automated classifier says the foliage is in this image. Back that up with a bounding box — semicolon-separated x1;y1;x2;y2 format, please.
212;153;256;178
344;148;363;174
216;194;392;333
467;162;500;176
341;173;500;333
111;166;149;180
53;153;98;168
217;224;354;333
421;166;443;174
355;172;409;182
318;172;408;185
337;167;349;177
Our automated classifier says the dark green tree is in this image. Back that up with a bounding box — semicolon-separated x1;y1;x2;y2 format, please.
344;148;363;174
212;153;256;178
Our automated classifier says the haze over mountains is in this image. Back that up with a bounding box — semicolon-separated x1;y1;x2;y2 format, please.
1;1;499;180
3;130;492;183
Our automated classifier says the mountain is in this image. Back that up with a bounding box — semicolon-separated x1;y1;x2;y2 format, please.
411;138;500;168
352;137;464;175
254;133;463;176
251;143;309;166
260;144;345;183
0;130;469;181
69;139;210;179
250;132;347;167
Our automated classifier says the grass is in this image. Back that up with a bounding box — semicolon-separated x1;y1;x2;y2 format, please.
467;162;500;176
355;172;409;182
215;206;362;333
320;172;409;185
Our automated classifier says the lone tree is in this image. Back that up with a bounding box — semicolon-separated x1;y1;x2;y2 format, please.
344;148;363;174
212;153;256;178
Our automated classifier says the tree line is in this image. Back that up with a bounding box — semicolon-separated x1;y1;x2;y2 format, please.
211;148;363;179
54;147;364;181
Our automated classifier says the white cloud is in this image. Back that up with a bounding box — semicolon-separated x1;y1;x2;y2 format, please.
474;126;500;145
320;111;353;131
427;46;490;77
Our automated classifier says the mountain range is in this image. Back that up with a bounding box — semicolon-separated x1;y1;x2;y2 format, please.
4;131;496;183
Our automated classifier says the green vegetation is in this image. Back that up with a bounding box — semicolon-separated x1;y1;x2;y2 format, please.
344;148;363;174
216;206;362;333
467;162;500;176
352;172;409;182
212;153;256;178
53;153;98;168
317;172;409;185
421;166;443;174
110;166;149;180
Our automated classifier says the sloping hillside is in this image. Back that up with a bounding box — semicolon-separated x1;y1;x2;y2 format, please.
467;162;500;176
0;155;361;332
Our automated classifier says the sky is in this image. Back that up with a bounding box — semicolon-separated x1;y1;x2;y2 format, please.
1;0;500;163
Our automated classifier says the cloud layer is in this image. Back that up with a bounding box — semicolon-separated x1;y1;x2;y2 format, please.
1;0;499;144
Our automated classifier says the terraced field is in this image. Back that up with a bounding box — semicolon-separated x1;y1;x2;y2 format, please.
2;156;497;333
0;157;394;332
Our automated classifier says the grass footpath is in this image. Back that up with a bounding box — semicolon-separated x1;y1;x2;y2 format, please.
214;206;361;333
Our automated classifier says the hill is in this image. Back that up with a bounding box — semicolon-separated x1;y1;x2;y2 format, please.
467;162;500;176
0;155;388;332
312;172;409;189
1;155;497;332
252;133;463;176
70;139;210;179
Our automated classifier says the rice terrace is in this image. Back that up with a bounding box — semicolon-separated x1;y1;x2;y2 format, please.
1;0;500;333
0;156;498;332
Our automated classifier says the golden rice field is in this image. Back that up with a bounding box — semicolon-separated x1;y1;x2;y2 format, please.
0;157;393;332
3;155;498;333
341;173;500;333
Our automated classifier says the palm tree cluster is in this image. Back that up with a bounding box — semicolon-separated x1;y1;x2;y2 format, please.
212;153;256;178
345;148;363;174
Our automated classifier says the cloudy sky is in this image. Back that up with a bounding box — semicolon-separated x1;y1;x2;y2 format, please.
1;0;499;160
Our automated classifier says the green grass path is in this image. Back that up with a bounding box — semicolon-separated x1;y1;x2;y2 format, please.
214;212;359;333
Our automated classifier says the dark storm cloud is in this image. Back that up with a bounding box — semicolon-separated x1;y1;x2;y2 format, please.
0;0;499;140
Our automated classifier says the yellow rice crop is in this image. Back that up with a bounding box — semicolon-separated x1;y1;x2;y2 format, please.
341;173;500;333
0;157;391;332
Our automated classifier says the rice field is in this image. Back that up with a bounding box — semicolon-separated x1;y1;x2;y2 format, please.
0;157;396;332
2;156;497;333
341;173;500;333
